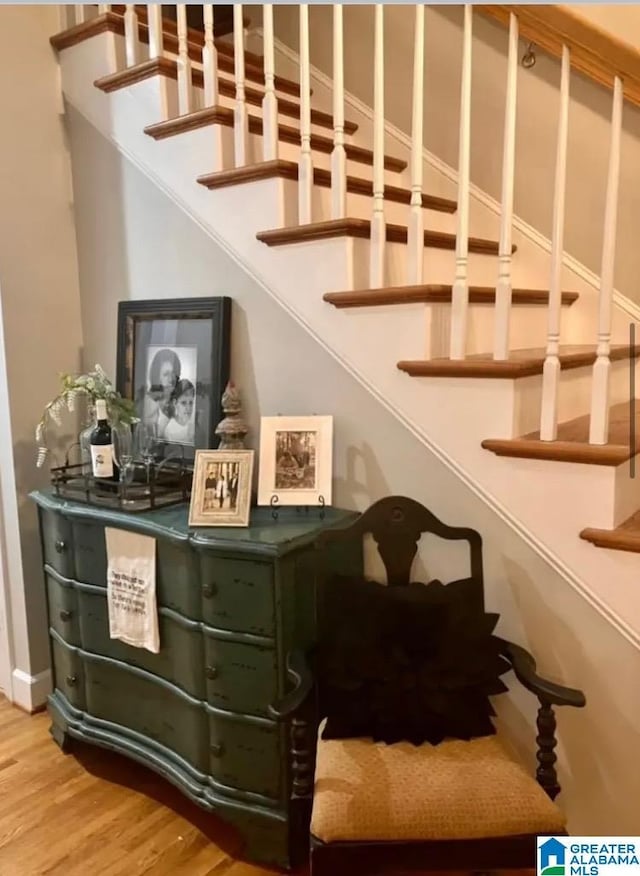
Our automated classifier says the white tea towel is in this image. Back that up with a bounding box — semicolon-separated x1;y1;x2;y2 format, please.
105;527;159;654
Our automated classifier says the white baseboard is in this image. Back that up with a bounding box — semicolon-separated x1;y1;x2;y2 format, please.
11;667;51;713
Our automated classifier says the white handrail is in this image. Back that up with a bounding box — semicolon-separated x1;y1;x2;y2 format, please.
369;3;386;288
202;5;219;107
331;4;347;220
407;3;425;286
176;4;193;115
262;4;279;162
589;75;624;445
540;45;570;442
492;11;518;361
449;4;473;360
298;4;313;223
234;4;249;167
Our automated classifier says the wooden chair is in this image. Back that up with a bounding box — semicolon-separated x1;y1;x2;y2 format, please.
269;496;586;876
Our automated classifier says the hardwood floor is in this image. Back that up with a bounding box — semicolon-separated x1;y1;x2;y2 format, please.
0;697;536;876
0;697;287;876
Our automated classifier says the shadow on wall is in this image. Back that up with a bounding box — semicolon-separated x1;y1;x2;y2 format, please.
503;556;640;834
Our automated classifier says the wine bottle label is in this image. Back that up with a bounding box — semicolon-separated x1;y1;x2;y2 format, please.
91;444;114;478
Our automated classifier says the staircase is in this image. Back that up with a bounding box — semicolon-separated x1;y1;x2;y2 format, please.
51;3;640;647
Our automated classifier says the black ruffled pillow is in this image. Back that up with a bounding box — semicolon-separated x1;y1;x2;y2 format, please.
315;576;511;746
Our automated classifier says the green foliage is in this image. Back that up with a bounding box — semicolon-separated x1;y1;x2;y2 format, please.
35;364;136;468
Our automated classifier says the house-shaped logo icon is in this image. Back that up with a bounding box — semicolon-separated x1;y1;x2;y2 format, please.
539;837;566;876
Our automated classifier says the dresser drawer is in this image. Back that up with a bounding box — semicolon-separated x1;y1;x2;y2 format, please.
77;586;206;698
51;635;86;710
70;525;201;620
72;520;107;586
46;573;80;646
40;510;74;579
200;556;274;636
84;653;209;772
208;711;280;799
204;633;277;717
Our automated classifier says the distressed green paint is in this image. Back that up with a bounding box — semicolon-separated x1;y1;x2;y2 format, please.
203;633;277;717
31;490;361;869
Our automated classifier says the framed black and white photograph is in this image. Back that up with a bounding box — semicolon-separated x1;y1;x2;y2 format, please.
257;415;333;507
116;298;231;461
188;449;254;527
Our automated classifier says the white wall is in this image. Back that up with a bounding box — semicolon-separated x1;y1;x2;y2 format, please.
0;5;83;703
67;105;640;833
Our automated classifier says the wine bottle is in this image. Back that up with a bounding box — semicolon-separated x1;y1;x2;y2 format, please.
90;399;118;481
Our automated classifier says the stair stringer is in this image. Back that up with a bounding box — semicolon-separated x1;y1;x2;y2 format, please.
58;33;640;650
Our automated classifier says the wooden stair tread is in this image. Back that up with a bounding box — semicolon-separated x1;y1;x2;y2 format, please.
482;399;640;466
324;285;579;308
51;10;262;67
110;5;264;67
145;109;384;168
95;60;358;139
197;160;456;213
581;511;640;553
257;219;506;253
398;344;639;379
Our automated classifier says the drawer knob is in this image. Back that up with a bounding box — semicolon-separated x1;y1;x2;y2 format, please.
54;540;66;554
203;582;218;599
210;742;224;758
205;665;219;680
65;675;78;687
59;609;72;622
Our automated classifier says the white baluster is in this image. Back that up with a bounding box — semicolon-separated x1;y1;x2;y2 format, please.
331;4;346;220
57;5;70;31
449;4;472;360
234;4;249;167
176;5;193;115
370;3;386;288
203;5;219;107
262;4;278;161
97;4;110;14
147;4;164;58
124;5;139;67
75;5;87;25
493;12;518;361
540;45;570;442
298;4;313;223
589;75;624;445
407;4;425;285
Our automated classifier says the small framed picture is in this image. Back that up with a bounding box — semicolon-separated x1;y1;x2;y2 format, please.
257;416;333;507
188;449;254;527
116;298;231;462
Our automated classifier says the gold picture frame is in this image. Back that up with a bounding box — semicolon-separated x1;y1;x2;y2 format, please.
188;449;254;527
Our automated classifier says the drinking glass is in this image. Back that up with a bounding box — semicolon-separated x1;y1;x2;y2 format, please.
112;420;134;489
134;421;159;485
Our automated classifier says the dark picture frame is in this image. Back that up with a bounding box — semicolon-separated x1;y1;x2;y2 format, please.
116;298;231;463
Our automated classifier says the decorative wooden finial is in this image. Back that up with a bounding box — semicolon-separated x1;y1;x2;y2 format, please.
215;381;248;449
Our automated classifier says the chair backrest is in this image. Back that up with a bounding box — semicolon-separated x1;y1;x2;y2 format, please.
316;495;485;607
313;497;506;746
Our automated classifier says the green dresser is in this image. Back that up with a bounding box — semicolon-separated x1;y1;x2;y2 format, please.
31;490;361;868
